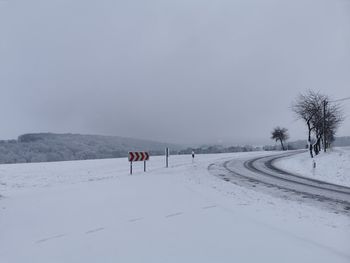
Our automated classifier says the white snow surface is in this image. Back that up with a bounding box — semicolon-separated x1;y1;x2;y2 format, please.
0;152;349;263
275;147;350;187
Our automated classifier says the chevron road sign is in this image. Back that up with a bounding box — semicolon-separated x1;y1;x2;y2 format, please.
128;152;150;174
128;152;150;162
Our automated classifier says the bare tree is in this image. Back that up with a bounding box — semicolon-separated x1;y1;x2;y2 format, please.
292;91;324;157
271;127;289;150
292;90;343;158
322;101;343;150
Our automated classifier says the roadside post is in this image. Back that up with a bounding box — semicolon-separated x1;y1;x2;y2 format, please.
128;152;150;175
165;148;169;168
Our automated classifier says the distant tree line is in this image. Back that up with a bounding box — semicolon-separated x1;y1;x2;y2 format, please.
1;132;349;165
0;133;172;164
0;134;263;164
179;145;261;155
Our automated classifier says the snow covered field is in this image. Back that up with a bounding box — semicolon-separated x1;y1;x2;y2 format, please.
275;147;350;187
0;152;349;262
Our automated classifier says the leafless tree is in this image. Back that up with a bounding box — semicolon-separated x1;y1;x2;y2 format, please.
322;102;343;150
271;127;289;151
292;90;343;158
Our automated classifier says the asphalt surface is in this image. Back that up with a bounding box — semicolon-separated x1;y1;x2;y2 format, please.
208;151;350;214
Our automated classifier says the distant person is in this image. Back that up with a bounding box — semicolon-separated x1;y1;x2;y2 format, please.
192;150;195;162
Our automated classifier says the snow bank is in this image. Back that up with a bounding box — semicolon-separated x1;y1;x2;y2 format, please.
275;147;350;187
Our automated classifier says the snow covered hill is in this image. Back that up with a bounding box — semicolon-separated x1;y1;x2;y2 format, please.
0;152;349;262
0;133;181;164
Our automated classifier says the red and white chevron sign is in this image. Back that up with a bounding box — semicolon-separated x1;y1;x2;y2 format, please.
128;152;150;162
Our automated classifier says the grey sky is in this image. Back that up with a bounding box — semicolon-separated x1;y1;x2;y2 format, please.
1;0;349;145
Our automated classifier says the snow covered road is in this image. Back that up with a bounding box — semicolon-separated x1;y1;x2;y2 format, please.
210;151;350;215
0;152;349;262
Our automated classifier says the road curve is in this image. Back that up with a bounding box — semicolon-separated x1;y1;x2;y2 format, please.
208;151;350;213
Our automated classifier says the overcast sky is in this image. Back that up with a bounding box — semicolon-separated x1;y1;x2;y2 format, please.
0;0;349;145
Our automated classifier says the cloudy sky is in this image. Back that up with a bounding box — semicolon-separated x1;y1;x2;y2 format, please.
0;0;349;145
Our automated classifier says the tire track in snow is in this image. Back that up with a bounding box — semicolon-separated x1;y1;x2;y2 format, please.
33;204;219;245
86;227;105;234
165;212;183;218
36;234;66;244
209;151;350;215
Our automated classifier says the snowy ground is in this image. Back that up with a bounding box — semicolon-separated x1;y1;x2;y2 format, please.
275;147;350;187
0;152;349;262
